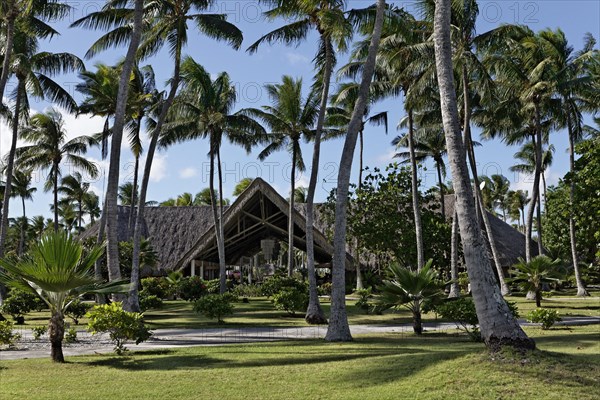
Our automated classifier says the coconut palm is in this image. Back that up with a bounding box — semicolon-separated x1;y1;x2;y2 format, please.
293;187;308;203
490;174;510;221
509;256;562;307
326;0;386;342
29;215;48;239
118;182;138;206
507;190;529;232
244;76;319;278
432;0;533;349
16;109;98;232
232;178;253;197
82;192;101;225
0;24;84;257
58;172;92;232
0;232;130;362
377;260;446;334
9;169;36;255
163;57;263;294
53;201;77;233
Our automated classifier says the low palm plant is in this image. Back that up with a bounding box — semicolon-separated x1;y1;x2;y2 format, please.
509;256;562;307
376;260;446;334
0;232;130;362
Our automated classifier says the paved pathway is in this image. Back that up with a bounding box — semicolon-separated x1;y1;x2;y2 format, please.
1;316;598;361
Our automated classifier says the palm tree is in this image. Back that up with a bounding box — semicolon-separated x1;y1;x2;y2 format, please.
9;169;36;255
58;172;91;232
293;187;308;203
326;0;386;342
245;76;318;278
0;232;129;362
193;188;228;206
490;174;510;221
82;192;101;225
507;190;529;232
16;109;98;232
432;0;533;350
377;260;446;334
162;57;262;294
509;256;562;307
53;201;77;233
29;215;48;239
118;182;138;206
232;178;253;197
0;23;84;257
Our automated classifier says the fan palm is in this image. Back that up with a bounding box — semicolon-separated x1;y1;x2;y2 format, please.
244;76;319;278
377;260;445;334
509;256;562;307
0;232;130;362
16;109;98;232
58;172;92;232
0;23;84;257
9;169;36;255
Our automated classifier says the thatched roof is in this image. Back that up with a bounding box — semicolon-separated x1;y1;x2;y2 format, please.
442;195;541;267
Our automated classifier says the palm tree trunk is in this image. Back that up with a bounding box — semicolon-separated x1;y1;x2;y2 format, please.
304;37;332;325
567;120;587;296
18;196;26;256
0;8;16;101
535;290;541;308
104;0;144;290
413;300;423;335
461;65;509;296
526;109;543;263
448;207;460;298
216;146;227;294
49;311;65;363
53;168;59;232
325;0;386;342
436;160;445;217
78;200;83;232
287;142;297;277
408;108;424;270
0;78;23;257
128;154;140;233
94;198;107;304
355;130;364;290
536;191;543;255
433;0;534;350
209;150;225;294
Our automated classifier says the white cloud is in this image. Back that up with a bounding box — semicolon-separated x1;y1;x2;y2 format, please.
179;167;198;179
285;52;310;66
150;154;168;182
376;150;396;163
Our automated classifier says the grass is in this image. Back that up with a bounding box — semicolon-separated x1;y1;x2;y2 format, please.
12;289;600;330
1;325;598;399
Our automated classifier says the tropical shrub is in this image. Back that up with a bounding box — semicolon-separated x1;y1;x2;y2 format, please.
65;299;92;325
193;294;234;323
509;256;562;307
177;276;207;301
528;308;562;330
139;291;164;312
354;288;373;313
233;283;262;297
205;279;221;295
436;298;481;341
0;320;21;347
141;277;172;299
261;276;306;298
87;302;152;355
65;327;78;343
32;325;48;340
1;289;45;324
272;287;309;316
317;282;332;296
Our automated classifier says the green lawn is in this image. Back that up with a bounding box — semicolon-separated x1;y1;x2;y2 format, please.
1;325;598;399
15;289;600;330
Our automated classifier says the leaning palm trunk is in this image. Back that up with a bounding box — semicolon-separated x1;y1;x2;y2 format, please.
461;65;510;295
525;108;543;263
49;311;65;363
433;0;534;350
287;144;297;277
304;38;333;325
325;0;386;342
0;7;16;101
407;109;424;270
448;207;460;298
0;79;23;257
104;0;144;292
127;49;181;312
355;130;365;290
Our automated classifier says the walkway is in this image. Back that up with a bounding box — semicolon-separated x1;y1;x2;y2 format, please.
1;316;598;361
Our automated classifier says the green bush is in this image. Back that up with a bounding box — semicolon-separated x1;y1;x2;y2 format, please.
205;279;221;295
32;325;48;340
65;327;78;343
66;299;92;325
139;291;164;312
86;302;152;355
317;282;332;296
141;277;172;299
261;276;306;298
272;287;309;316
528;308;562;330
1;289;45;324
436;297;481;341
193;294;234;323
354;288;373;313
177;276;207;301
233;284;262;297
0;320;21;347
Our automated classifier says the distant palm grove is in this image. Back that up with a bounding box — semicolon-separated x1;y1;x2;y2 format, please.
0;0;599;354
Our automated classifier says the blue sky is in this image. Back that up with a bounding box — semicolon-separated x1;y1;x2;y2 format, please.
1;0;599;221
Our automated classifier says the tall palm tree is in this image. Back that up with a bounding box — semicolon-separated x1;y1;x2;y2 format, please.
432;0;533;350
161;57;262;295
16;109;98;232
58;172;91;232
490;174;510;221
326;0;386;342
0;232;129;362
507;189;529;232
245;76;319;278
0;23;84;257
9;169;36;256
29;215;47;239
82;192;100;225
